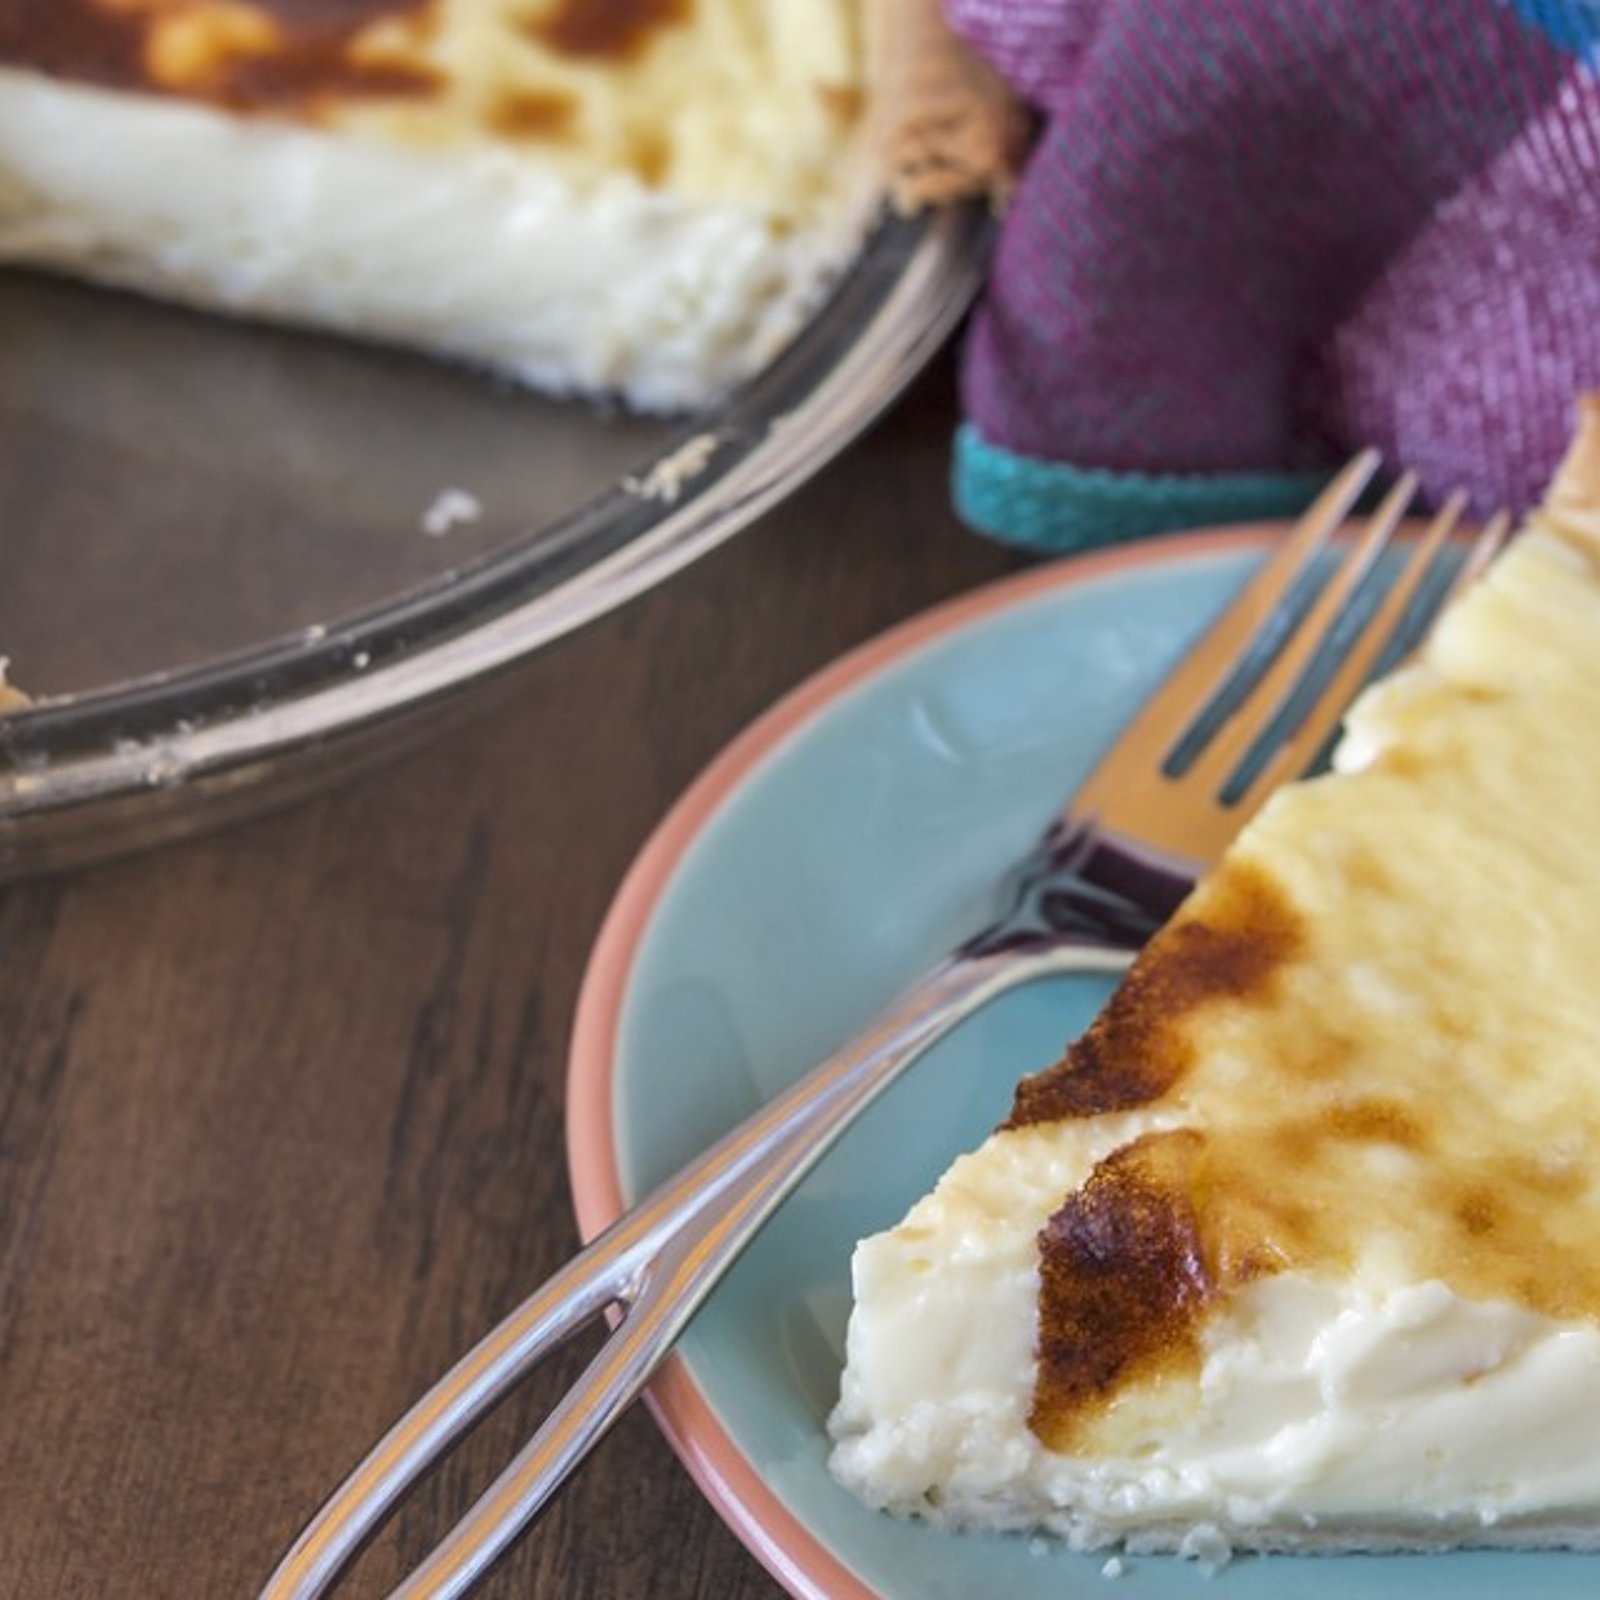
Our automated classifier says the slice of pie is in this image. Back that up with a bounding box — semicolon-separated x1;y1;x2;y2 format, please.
0;0;1020;411
829;406;1600;1557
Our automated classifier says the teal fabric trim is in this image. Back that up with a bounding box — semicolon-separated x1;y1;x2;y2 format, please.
953;425;1334;554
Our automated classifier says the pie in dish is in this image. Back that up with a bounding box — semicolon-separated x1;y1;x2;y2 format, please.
829;406;1600;1556
0;0;1020;410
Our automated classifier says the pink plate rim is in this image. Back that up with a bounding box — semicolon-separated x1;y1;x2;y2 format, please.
565;523;1276;1599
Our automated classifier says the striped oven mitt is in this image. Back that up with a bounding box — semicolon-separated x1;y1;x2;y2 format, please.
947;0;1600;551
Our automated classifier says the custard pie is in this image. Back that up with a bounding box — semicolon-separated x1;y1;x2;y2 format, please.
0;0;1020;409
831;407;1600;1555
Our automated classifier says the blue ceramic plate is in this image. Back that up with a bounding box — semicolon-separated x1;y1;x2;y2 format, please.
567;530;1587;1600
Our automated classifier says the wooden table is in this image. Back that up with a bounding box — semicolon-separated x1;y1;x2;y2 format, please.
0;360;1024;1598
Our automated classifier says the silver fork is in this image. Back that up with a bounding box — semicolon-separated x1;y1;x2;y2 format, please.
262;456;1510;1600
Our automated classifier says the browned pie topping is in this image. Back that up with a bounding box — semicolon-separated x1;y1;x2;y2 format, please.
3;0;698;106
528;0;692;62
0;0;889;231
485;86;575;142
1031;1131;1213;1448
1004;863;1303;1128
191;28;438;111
0;0;148;88
818;83;864;126
0;0;440;109
1018;739;1600;1444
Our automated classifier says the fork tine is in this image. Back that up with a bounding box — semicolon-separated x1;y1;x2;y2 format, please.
1447;508;1514;596
1195;447;1383;637
1183;470;1419;797
1350;504;1509;675
1071;452;1381;820
1232;491;1468;815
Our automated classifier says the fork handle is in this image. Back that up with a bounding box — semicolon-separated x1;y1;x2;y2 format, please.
260;940;1132;1600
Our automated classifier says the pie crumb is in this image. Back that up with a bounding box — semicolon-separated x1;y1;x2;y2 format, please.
421;488;484;537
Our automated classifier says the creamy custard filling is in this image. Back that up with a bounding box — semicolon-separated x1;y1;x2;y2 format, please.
0;67;864;408
833;1132;1600;1544
830;417;1600;1550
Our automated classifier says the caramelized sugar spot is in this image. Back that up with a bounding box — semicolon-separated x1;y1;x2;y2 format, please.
486;86;574;141
1005;863;1303;1127
529;0;690;62
1324;1096;1426;1145
627;130;669;186
0;0;441;106
818;83;864;125
1031;1131;1212;1449
0;0;149;85
1453;1186;1501;1238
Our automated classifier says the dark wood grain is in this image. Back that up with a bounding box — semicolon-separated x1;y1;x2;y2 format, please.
0;357;1023;1599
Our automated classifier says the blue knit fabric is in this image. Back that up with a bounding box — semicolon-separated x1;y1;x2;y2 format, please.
954;426;1334;554
1506;0;1600;58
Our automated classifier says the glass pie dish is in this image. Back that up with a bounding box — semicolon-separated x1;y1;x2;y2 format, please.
0;204;990;880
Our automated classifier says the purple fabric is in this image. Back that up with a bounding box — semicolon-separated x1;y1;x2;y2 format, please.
947;0;1600;514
